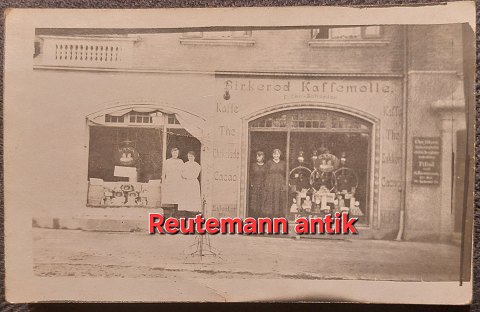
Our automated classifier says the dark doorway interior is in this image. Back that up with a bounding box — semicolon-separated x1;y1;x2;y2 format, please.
247;109;372;225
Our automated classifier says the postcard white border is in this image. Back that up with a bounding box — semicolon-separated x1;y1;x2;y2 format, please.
4;1;475;304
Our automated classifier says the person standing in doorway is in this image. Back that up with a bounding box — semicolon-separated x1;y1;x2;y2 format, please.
179;151;202;213
264;148;287;218
161;148;184;206
249;151;267;218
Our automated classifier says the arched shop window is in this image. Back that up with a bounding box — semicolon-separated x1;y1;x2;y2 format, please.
86;107;203;208
248;109;372;225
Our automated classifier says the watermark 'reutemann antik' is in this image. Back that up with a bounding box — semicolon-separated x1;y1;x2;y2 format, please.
149;213;359;235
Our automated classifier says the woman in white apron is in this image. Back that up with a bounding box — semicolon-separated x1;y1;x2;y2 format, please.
161;148;184;205
179;151;202;212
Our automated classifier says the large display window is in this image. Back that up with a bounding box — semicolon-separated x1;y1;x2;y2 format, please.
248;109;372;225
87;109;201;208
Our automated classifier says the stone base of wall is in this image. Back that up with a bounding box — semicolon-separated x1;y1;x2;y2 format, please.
32;216;146;232
404;230;460;244
32;207;163;232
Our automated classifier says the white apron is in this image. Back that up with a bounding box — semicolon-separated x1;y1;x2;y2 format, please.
179;161;202;212
161;158;184;205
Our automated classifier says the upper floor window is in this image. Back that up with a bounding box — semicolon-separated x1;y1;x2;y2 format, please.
309;26;388;47
183;30;252;39
180;30;255;46
312;26;381;40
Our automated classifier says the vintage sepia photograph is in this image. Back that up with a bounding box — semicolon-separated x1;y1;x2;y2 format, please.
3;2;476;304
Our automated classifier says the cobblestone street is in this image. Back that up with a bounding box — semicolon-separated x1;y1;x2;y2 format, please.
34;228;461;282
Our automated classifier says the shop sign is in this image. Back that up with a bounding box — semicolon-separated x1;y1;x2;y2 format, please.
412;137;441;185
223;79;394;94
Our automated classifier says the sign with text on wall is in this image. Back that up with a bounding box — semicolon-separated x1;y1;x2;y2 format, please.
412;137;441;185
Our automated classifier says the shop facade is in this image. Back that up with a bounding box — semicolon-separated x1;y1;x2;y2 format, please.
28;24;471;240
211;76;400;232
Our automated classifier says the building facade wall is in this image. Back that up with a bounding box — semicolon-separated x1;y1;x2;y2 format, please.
404;24;465;240
27;25;466;240
129;27;403;73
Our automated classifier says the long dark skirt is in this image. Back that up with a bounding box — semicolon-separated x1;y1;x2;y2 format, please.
264;173;286;218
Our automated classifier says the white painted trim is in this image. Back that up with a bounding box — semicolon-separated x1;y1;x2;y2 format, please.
38;35;140;42
179;38;256;46
33;65;404;78
408;70;460;75
308;39;390;47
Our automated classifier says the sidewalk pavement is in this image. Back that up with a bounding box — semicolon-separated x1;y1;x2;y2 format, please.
33;228;461;281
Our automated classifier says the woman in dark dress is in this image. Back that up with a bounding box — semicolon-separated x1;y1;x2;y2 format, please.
264;148;287;218
249;151;267;218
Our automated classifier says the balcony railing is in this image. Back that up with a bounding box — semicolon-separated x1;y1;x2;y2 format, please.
35;35;139;69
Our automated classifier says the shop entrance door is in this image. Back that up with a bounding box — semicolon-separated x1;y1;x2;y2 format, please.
247;109;372;225
248;130;288;218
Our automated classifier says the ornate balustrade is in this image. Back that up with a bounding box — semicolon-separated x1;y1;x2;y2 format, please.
35;35;139;69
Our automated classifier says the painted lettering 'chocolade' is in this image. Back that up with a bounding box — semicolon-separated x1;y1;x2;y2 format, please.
213;146;240;159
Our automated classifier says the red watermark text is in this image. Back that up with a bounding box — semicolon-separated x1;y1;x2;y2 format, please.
149;213;358;235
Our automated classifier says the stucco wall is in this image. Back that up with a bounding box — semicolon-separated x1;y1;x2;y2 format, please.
403;24;465;240
7;69;215;222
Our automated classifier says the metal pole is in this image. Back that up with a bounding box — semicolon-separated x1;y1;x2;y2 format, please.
162;115;167;165
285;129;291;217
396;25;409;241
459;155;470;285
